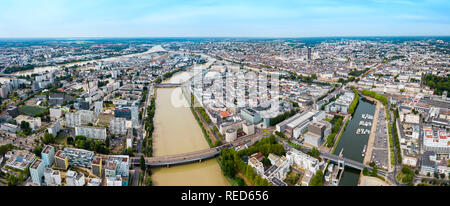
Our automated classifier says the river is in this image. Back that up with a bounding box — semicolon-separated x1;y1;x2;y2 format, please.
334;97;376;186
150;70;229;186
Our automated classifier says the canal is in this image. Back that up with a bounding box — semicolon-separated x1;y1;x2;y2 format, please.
151;68;229;186
334;97;376;186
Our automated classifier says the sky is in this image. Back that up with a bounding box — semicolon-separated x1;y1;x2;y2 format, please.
0;0;449;38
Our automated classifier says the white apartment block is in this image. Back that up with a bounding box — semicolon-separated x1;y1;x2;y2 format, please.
110;118;127;135
75;126;107;140
65;110;95;128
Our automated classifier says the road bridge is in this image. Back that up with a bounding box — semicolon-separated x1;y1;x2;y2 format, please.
155;83;182;88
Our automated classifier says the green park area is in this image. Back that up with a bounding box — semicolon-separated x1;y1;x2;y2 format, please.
19;105;48;117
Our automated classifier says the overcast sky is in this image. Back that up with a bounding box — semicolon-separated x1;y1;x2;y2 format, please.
0;0;449;38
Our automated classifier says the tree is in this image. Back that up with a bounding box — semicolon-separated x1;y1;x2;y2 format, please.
42;132;55;144
20;121;32;135
363;167;369;176
310;170;324;186
105;137;110;148
371;166;378;177
145;177;152;186
33;145;43;157
307;147;320;159
140;155;146;172
222;160;236;177
439;173;446;179
67;136;74;145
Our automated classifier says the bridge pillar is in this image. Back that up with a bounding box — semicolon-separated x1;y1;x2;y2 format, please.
338;159;345;170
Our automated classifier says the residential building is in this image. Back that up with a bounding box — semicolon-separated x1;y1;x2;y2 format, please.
91;156;102;177
49;107;62;120
30;159;44;185
94;101;103;114
64;148;95;168
54;150;69;170
15;115;41;130
65;110;95;128
44;168;61;186
47;120;61;138
131;106;139;127
41;145;55;167
114;108;131;120
5;150;36;171
110;118;127;135
75;126;107;140
248;157;264;175
66;170;85;186
1;123;20;133
87;178;102;186
106;175;123;186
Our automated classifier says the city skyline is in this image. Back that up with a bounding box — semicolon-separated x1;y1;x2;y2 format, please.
1;0;450;38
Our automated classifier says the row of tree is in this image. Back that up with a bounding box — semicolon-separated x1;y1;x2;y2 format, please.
326;115;344;147
143;98;156;157
347;89;360;115
269;109;298;126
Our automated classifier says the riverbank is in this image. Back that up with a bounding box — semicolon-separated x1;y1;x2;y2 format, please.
363;97;381;165
358;175;391;186
150;70;229;186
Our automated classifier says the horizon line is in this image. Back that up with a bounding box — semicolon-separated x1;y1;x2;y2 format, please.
0;35;450;40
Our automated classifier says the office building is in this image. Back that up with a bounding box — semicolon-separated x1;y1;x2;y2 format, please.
241;108;262;124
276;109;324;138
304;121;332;147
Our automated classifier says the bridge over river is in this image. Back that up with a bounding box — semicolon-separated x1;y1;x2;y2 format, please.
155;83;182;88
